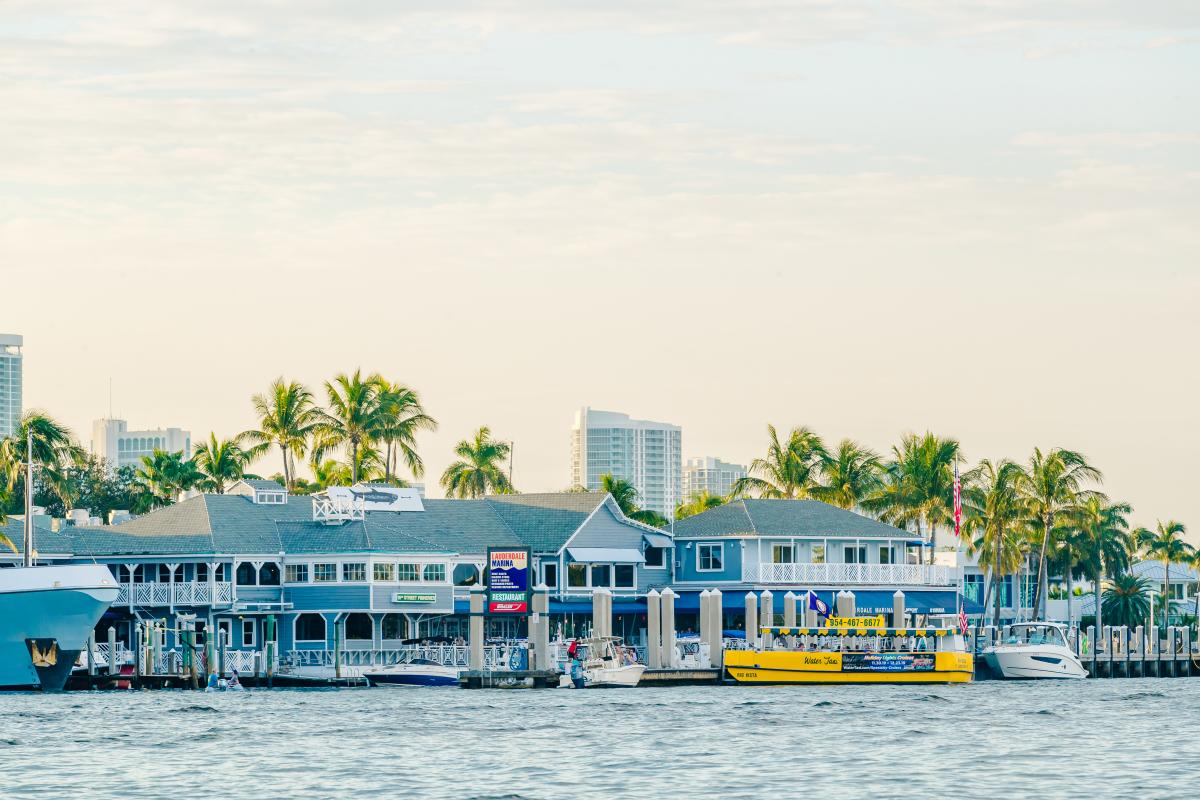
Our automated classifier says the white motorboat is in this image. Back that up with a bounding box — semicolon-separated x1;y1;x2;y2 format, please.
983;622;1088;680
365;658;463;687
574;636;644;688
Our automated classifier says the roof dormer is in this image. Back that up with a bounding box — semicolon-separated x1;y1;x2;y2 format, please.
229;479;289;505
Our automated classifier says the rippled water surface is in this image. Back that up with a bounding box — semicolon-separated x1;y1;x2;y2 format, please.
2;679;1197;799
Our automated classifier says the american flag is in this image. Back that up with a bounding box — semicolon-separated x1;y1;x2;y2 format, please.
952;460;962;538
958;603;969;635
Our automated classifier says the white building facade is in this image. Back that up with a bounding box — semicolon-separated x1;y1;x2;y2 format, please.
570;407;682;518
682;456;747;500
92;418;192;469
0;334;22;438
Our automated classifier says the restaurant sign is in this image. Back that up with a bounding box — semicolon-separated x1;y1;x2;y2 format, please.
487;547;531;614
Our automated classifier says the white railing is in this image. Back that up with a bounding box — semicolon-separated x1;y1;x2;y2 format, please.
284;645;518;669
116;581;235;606
744;562;953;586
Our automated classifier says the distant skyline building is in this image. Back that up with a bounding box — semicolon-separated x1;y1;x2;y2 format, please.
570;407;682;518
91;418;192;469
0;334;22;439
682;456;747;500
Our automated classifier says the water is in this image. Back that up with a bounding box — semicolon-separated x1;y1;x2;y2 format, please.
2;680;1196;799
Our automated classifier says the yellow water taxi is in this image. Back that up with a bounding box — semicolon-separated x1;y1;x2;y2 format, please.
723;616;973;684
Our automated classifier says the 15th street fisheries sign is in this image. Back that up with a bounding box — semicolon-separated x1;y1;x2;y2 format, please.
487;547;531;614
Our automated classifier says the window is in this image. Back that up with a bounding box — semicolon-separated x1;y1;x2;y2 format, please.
342;563;367;582
843;545;867;564
259;563;281;585
313;563;337;582
285;564;309;583
1170;583;1185;601
236;562;257;586
644;546;665;568
217;619;232;646
345;613;373;640
568;563;587;587
422;564;446;582
614;564;635;588
295;613;326;642
591;565;611;587
157;564;178;582
697;543;723;572
214;563;227;581
397;563;419;582
374;563;395;582
382;614;404;640
772;544;795;564
543;563;558;588
241;619;256;648
452;563;480;586
879;546;894;565
964;574;984;604
811;545;826;564
196;563;209;582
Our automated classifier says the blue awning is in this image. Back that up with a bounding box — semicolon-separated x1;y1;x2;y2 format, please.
453;598;648;615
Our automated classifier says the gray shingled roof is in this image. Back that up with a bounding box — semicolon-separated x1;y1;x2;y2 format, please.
484;493;606;552
671;499;918;540
0;517;75;556
242;479;286;491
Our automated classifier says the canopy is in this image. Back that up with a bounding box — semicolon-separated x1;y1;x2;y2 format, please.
641;532;674;549
453;598;648;615
565;547;645;563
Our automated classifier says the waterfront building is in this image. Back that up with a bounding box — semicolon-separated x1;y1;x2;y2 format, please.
91;418;191;468
682;456;746;500
0;333;22;438
570;407;682;518
671;498;978;625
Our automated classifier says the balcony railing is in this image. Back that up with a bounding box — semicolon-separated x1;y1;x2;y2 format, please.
744;562;953;586
116;581;234;607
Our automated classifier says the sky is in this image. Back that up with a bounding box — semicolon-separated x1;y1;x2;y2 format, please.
1;2;1197;536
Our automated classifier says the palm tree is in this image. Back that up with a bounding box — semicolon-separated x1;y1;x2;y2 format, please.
1102;573;1152;628
312;370;387;485
733;425;826;499
192;434;257;494
812;439;883;509
244;379;321;491
373;378;436;484
1134;520;1193;626
0;411;87;513
440;427;512;498
676;490;727;520
135;449;202;507
310;459;352;489
962;458;1028;627
1021;447;1103;621
862;432;959;565
1062;498;1131;638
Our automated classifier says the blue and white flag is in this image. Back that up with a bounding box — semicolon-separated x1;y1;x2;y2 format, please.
808;592;831;619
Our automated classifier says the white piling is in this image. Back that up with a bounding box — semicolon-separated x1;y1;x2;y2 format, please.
698;589;712;658
783;591;797;628
646;589;662;670
745;592;759;650
532;584;550;671
805;591;819;627
893;590;906;628
107;626;117;677
661;588;677;669
469;588;485;671
709;589;723;669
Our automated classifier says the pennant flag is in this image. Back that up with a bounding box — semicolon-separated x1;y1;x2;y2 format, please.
953;461;963;538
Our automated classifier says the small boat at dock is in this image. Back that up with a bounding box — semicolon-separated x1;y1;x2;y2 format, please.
981;623;1087;680
568;636;644;688
365;658;462;687
723;616;973;684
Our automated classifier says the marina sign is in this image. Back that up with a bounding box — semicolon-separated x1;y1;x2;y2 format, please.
391;593;437;603
487;547;531;614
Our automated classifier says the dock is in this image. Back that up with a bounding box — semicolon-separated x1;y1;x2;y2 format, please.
639;667;721;686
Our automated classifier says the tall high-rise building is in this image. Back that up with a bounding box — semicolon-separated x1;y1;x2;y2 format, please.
682;456;747;500
570;407;682;518
91;418;192;469
0;334;22;438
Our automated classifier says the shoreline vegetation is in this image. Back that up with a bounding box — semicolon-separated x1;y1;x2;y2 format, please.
0;374;1192;631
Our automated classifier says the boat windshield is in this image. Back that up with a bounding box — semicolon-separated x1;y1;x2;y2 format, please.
1004;625;1067;647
